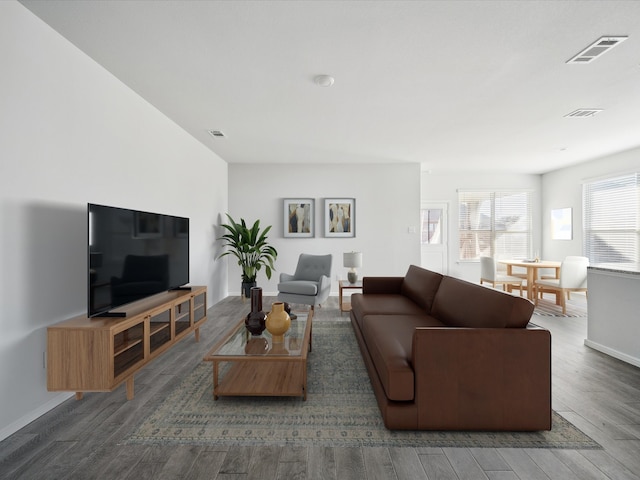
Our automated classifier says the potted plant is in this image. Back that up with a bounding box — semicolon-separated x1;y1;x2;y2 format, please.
217;214;278;298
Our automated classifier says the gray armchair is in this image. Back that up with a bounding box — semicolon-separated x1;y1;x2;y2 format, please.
277;254;332;310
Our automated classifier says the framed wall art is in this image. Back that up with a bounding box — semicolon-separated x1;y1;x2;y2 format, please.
283;199;314;237
324;198;355;237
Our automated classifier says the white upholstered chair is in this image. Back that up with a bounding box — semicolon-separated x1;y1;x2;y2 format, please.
277;254;332;310
480;256;524;296
534;256;588;314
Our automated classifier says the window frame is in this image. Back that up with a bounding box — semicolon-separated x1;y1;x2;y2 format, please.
583;172;640;265
458;189;533;262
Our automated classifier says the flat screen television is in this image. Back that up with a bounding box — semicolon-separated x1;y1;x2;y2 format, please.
88;203;189;317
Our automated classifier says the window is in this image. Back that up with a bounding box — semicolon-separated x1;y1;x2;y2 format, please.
458;190;532;261
583;173;639;264
421;208;442;244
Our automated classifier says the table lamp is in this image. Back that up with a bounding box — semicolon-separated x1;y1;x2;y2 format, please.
343;251;363;284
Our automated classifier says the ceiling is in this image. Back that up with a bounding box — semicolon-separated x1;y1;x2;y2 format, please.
19;0;640;174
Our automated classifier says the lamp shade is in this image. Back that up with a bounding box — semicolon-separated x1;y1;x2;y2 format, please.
343;252;362;269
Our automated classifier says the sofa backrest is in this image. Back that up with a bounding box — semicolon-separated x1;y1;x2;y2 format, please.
400;265;443;313
431;276;534;328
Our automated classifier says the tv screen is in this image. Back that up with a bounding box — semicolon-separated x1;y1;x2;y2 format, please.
88;203;189;317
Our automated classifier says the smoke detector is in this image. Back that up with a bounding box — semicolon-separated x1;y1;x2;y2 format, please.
314;75;335;87
567;36;628;64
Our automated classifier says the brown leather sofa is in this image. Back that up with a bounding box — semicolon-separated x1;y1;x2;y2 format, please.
350;265;551;431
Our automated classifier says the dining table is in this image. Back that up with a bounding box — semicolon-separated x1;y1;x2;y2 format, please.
499;259;561;300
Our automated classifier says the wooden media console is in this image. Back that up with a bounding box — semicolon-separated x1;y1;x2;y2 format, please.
47;286;207;400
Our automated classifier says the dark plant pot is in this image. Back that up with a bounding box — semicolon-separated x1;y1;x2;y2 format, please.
242;281;257;299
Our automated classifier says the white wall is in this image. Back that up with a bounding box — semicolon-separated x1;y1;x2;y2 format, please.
0;2;228;440
226;163;421;295
421;172;542;283
542;147;640;261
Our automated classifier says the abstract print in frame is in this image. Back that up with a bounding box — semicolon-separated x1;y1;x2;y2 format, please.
325;198;355;237
284;199;314;237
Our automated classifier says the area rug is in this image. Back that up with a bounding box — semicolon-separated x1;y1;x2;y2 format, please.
124;320;600;449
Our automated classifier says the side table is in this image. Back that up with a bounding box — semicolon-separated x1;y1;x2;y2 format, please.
339;280;363;313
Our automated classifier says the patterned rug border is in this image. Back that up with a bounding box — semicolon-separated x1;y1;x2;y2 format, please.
123;320;601;449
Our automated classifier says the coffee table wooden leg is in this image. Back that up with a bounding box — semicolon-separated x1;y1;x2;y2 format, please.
303;359;307;401
213;361;219;400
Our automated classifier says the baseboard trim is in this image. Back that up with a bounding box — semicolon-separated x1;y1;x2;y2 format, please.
0;392;73;442
584;339;640;368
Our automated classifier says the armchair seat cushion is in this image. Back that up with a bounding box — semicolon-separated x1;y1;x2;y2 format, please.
277;280;318;296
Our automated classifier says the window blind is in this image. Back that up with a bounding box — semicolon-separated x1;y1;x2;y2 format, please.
458;190;532;260
583;173;639;264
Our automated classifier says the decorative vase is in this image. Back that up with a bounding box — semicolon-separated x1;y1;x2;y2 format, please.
245;287;266;335
268;343;289;355
266;302;291;343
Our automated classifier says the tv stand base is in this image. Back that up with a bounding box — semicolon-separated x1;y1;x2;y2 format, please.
47;286;207;400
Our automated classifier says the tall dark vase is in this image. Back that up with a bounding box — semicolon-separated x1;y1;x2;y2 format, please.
245;287;266;335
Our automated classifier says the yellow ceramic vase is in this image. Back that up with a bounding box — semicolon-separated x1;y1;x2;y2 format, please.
266;302;291;343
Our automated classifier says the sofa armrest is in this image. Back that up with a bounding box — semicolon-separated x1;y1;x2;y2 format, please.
362;276;404;294
411;326;551;431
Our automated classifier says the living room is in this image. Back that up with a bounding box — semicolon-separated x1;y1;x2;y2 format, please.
2;1;640;477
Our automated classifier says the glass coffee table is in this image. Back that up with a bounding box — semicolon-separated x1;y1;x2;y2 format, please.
203;309;313;400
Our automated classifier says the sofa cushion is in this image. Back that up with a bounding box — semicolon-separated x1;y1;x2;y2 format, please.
431;276;534;328
277;280;318;296
400;265;443;313
351;293;426;331
362;314;445;401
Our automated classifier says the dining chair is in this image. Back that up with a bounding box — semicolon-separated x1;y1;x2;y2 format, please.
480;256;524;296
534;256;588;314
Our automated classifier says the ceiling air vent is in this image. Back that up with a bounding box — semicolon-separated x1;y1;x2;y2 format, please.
208;130;226;138
564;109;603;118
567;36;628;64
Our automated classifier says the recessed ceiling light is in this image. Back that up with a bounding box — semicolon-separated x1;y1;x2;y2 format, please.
314;75;335;87
208;130;226;138
564;109;603;118
567;36;628;64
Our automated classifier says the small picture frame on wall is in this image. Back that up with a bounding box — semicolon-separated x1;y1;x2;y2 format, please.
284;199;314;237
551;207;572;240
324;198;355;237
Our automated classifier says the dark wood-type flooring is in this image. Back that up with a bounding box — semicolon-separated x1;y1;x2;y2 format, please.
1;294;639;479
